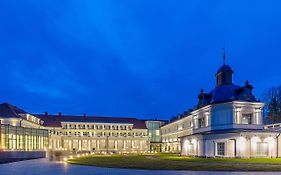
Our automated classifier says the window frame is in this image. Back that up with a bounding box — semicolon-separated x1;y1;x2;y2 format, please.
216;142;225;156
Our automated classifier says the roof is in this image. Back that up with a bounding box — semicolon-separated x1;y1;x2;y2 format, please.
209;84;242;103
196;82;259;109
216;64;233;74
0;103;27;118
35;114;147;129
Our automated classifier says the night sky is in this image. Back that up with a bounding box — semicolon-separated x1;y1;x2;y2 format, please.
0;1;281;120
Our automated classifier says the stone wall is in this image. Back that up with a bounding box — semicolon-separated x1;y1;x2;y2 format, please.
0;151;46;159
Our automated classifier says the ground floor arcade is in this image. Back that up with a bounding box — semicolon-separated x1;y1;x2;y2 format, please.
49;136;149;153
161;141;181;153
181;131;281;158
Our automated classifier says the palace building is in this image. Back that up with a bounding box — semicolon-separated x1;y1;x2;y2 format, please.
36;114;149;153
0;103;48;159
0;103;152;158
163;62;281;157
1;59;281;159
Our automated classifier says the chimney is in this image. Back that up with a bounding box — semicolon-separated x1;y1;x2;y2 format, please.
45;112;48;116
59;112;62;116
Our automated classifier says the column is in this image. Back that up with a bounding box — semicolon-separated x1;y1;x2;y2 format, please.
97;140;100;150
114;140;117;150
123;140;126;150
78;140;81;151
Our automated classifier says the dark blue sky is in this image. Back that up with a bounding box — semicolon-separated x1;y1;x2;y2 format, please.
0;1;281;120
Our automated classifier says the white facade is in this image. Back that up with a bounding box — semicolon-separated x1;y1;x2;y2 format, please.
178;101;281;157
163;63;281;158
47;121;149;153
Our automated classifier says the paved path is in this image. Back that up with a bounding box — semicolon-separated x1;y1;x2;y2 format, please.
0;158;281;175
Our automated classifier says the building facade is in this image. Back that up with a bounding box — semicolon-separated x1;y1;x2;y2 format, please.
1;63;281;158
145;120;166;152
0;103;48;159
162;63;281;158
37;114;149;153
161;116;192;152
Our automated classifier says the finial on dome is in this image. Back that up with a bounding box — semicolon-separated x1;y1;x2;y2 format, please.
222;46;226;65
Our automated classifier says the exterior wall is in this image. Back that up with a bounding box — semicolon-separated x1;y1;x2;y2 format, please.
210;102;264;131
145;120;165;152
192;106;211;134
0;123;49;151
0;151;45;159
181;132;280;158
161;116;192;152
232;101;264;130
210;103;234;131
162;101;265;154
47;122;149;153
0;114;42;129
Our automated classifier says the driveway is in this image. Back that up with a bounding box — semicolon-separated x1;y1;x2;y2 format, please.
0;158;281;175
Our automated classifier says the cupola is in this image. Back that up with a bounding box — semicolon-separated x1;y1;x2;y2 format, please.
215;48;233;86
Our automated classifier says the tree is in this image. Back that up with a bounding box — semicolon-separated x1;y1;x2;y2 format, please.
263;86;281;124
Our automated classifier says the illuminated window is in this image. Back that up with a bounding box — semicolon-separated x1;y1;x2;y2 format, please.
241;114;253;124
198;118;205;128
155;130;160;136
216;142;225;156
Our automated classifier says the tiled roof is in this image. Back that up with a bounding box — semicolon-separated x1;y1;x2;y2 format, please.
0;103;27;118
35;114;147;129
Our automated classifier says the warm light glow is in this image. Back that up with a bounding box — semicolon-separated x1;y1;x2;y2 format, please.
237;136;246;152
191;138;197;144
251;136;261;152
264;137;274;150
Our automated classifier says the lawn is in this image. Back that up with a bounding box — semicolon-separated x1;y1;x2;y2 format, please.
67;153;281;171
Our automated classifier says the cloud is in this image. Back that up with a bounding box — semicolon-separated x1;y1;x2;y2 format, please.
0;0;281;118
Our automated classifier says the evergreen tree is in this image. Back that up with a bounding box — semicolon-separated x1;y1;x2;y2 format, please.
264;86;281;124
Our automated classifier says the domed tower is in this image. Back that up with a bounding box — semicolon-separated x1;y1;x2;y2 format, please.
215;48;233;86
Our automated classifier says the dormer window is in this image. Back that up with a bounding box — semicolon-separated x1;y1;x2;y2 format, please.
241;114;253;124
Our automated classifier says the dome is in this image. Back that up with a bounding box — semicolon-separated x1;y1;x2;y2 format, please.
216;64;233;74
209;84;241;103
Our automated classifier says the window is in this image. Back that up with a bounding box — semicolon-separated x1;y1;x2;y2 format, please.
241;114;253;124
198;118;205;128
216;142;225;156
155;130;160;136
256;142;268;156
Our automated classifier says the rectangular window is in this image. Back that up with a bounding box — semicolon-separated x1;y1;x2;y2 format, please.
216;142;225;156
198;118;205;128
241;114;253;124
256;142;268;157
155;130;160;136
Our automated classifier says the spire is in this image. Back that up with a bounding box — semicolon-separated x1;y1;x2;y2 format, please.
222;46;226;65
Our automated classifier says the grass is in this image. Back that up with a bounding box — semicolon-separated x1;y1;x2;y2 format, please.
67;153;281;171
